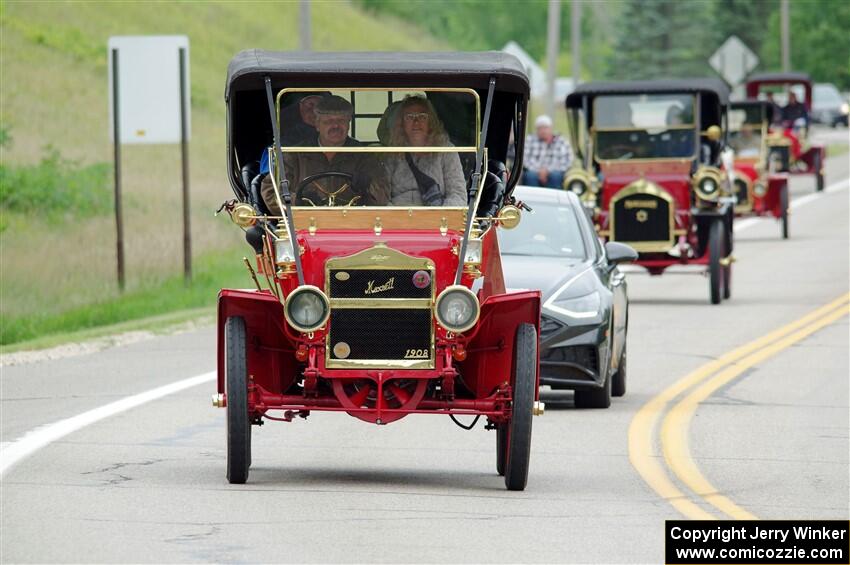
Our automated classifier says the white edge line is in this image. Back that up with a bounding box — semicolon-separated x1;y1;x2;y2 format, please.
0;371;216;477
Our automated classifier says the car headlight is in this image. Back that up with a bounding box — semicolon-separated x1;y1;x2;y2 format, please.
700;178;718;196
554;290;601;318
284;285;330;333
753;182;767;197
435;285;480;333
547;269;603;320
693;167;724;202
567;179;587;196
841;102;849;115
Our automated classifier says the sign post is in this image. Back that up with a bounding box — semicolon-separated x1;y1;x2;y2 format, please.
179;46;191;283
108;35;192;289
111;48;125;291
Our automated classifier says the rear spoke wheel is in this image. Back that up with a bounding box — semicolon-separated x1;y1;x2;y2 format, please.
496;424;508;476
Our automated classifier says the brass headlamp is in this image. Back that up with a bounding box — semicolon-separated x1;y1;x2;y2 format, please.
692;166;724;202
563;168;597;200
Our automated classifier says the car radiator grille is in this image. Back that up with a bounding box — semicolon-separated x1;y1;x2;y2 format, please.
769;146;790;172
329;308;432;362
326;266;434;368
734;178;750;206
612;193;672;245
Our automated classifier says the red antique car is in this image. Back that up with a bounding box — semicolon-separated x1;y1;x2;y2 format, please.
728;100;790;238
746;72;826;191
214;51;542;490
564;80;735;304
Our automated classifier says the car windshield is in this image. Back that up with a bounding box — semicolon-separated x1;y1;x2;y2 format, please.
498;201;587;260
728;106;764;158
266;88;479;209
814;84;843;105
594;94;697;160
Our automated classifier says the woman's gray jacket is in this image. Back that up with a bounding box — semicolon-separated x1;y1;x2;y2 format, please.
386;151;468;206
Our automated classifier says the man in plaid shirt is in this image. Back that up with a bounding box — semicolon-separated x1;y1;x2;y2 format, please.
522;115;572;189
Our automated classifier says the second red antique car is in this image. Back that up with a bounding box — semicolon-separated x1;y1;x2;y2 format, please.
215;51;542;490
746;72;826;191
564;79;735;304
728;100;790;238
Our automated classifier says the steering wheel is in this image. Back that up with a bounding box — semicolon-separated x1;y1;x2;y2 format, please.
294;172;356;207
602;145;635;160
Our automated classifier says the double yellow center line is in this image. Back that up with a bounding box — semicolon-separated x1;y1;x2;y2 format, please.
628;293;850;520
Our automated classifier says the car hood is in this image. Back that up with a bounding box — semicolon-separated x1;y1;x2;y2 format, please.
501;254;589;301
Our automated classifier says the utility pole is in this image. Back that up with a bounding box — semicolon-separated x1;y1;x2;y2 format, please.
780;0;790;71
571;0;581;88
299;0;312;51
545;0;561;119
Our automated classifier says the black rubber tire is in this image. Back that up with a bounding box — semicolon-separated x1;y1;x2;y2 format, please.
815;152;824;191
225;316;251;484
574;370;612;408
496;424;507;476
708;219;723;305
504;323;537;491
722;225;732;300
611;343;627;398
780;184;789;240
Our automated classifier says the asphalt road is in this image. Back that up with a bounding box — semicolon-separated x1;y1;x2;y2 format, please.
1;148;848;563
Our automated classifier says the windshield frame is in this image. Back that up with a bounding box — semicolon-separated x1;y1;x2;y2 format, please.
728;104;767;160
591;93;699;163
275;87;481;153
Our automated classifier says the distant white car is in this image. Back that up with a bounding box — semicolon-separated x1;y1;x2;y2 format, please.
812;83;849;127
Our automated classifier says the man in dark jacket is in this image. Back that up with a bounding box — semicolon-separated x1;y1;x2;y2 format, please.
782;92;809;128
261;95;390;213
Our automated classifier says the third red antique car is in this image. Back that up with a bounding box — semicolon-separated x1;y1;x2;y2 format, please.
215;51;542;490
746;72;826;191
727;100;791;239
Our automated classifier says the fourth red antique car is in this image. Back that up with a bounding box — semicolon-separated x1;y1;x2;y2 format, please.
746;72;826;191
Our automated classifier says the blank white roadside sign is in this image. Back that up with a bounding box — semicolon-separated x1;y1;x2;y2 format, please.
108;35;190;144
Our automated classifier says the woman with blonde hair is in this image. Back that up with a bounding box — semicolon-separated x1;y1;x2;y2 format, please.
386;95;467;206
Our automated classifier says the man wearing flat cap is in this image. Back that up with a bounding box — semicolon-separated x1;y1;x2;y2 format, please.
261;95;390;212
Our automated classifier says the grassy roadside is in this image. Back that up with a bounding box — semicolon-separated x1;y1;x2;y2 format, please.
0;306;214;355
0;247;254;348
826;142;849;158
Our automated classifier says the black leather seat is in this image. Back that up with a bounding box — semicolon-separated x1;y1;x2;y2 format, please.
239;161;272;254
475;159;508;218
240;161;272;216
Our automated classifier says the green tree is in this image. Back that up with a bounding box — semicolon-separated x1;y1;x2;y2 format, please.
762;0;850;89
607;0;714;79
708;0;779;60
